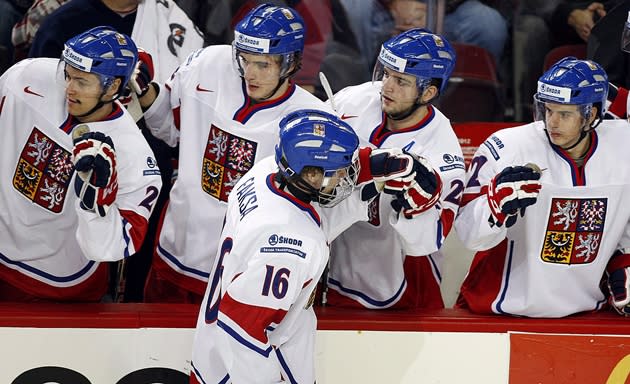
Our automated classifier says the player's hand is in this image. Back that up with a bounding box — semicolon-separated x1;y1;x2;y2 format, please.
607;262;630;316
357;147;415;188
129;47;155;97
390;154;442;218
486;164;541;228
72;131;118;217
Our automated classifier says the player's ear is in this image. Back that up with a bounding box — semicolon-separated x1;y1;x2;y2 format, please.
105;78;123;98
420;84;438;104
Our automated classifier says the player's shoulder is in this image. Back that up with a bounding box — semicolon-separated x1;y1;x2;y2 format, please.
334;81;379;103
2;58;57;95
176;45;231;76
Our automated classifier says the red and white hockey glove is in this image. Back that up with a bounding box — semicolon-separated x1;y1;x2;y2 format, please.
357;147;416;200
390;154;442;219
72;131;118;217
486;164;541;228
129;47;155;97
606;252;630;316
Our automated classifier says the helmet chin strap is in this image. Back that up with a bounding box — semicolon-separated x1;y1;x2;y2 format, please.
386;100;422;121
257;77;288;102
544;123;591;152
274;173;317;204
73;83;119;119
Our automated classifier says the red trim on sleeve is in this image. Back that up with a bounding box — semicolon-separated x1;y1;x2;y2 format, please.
173;106;181;131
119;209;149;252
220;292;288;344
356;147;373;184
609;86;628;118
607;252;630;273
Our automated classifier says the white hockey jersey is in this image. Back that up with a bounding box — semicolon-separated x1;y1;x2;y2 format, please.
191;156;367;384
456;120;630;317
0;58;162;300
131;0;204;83
143;45;332;295
327;82;466;308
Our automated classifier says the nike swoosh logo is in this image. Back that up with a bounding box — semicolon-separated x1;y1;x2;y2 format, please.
340;114;357;120
24;86;43;97
196;84;213;92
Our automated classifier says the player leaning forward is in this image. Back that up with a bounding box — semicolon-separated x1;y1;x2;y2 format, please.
0;27;161;301
190;109;433;383
455;57;630;318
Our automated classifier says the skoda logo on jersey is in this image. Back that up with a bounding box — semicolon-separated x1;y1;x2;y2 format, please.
146;157;157;168
63;46;93;72
268;234;303;247
538;81;571;103
379;47;406;73
235;31;271;53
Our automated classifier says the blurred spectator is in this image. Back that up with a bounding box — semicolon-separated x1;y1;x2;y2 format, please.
444;0;508;63
588;1;630;88
513;1;618;121
11;0;68;62
0;0;32;68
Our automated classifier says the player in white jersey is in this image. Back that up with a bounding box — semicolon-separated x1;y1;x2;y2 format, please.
136;4;335;303
326;29;466;309
0;27;162;301
455;57;630;318
190;108;426;384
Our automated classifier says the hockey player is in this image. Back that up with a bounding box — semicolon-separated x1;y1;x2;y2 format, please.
190;108;425;384
137;4;343;303
0;27;162;301
455;57;630;318
326;29;466;309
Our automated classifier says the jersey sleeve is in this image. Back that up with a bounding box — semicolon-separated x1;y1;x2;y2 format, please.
75;124;163;262
143;48;204;147
216;229;324;383
454;134;510;251
319;188;370;241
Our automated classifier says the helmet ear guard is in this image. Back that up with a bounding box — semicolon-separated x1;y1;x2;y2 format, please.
275;109;360;207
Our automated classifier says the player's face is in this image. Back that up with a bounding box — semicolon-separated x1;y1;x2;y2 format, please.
543;103;588;148
380;68;419;116
237;52;285;101
319;169;347;195
64;65;104;117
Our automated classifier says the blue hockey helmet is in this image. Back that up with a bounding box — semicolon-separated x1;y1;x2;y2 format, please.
373;28;456;95
534;57;608;122
232;4;305;79
62;26;138;95
275;109;360;207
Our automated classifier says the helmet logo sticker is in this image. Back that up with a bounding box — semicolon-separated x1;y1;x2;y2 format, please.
313;123;325;137
281;9;294;19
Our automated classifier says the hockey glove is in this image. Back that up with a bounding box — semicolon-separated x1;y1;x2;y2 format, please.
72;131;118;217
357;147;416;201
129;48;155;97
390;154;442;218
606;252;630;316
486;164;541;228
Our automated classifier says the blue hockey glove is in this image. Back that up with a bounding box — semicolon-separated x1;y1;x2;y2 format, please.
72;131;118;217
357;147;416;200
390;154;442;218
486;164;541;228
